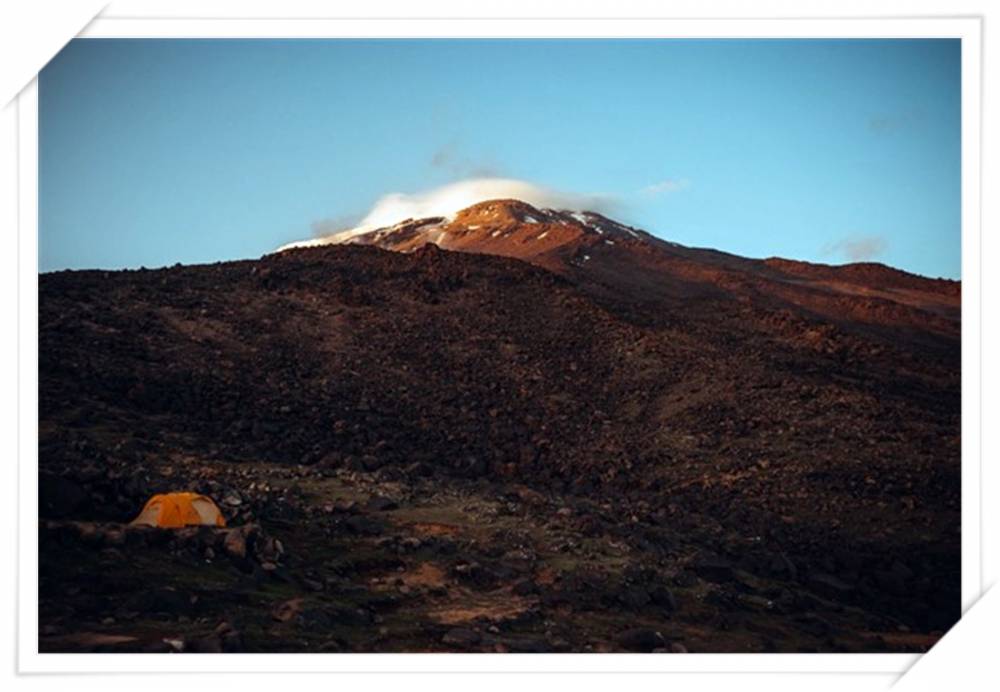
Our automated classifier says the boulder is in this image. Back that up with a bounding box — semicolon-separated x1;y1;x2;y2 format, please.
271;598;304;623
223;525;253;559
650;585;678;612
617;628;667;652
367;495;398;512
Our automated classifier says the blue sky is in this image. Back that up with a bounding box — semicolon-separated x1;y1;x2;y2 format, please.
39;38;961;278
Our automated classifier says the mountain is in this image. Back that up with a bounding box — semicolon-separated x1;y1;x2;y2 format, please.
39;199;960;654
285;199;960;341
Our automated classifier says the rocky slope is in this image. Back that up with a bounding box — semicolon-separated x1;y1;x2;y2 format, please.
38;200;960;653
303;199;960;339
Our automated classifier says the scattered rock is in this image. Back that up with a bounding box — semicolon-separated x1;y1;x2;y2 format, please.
367;495;398;512
512;578;539;596
404;462;434;478
344;515;384;536
442;627;481;648
694;556;735;583
124;587;194;616
809;573;855;597
768;552;798;581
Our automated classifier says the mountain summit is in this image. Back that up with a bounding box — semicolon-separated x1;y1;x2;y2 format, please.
278;198;647;255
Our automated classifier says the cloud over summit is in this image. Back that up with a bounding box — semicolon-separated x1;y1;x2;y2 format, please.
357;178;615;229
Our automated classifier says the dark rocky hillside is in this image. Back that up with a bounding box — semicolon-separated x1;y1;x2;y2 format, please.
38;201;960;653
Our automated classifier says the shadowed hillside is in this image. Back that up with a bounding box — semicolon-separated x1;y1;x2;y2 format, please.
38;201;960;653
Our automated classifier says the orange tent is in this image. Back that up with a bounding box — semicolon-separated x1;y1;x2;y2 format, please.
130;492;227;528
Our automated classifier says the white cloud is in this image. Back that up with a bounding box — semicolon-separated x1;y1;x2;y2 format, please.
639;178;690;197
822;235;888;262
358;178;613;227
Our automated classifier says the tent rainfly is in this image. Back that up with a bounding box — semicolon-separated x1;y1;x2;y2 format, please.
130;492;226;528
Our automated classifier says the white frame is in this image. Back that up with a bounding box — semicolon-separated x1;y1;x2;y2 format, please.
16;16;983;675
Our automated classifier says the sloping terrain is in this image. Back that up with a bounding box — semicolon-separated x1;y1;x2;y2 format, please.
38;202;960;653
317;199;960;338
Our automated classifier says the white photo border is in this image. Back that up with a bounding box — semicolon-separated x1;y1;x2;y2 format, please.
16;15;983;675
